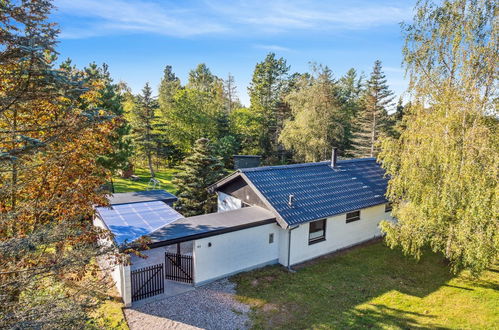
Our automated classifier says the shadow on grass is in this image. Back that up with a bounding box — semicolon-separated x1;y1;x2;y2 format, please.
345;304;450;330
231;241;457;329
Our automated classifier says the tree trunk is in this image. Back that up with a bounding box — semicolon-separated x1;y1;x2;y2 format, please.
370;107;376;157
147;152;155;177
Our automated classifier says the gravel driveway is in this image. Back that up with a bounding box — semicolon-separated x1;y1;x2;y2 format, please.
124;279;251;330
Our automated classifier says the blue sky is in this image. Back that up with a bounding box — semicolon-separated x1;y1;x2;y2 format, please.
52;0;415;106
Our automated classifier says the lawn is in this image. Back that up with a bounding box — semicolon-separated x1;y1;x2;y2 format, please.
232;241;499;329
112;167;178;193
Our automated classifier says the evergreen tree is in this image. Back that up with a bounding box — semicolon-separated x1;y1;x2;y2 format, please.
223;73;239;113
85;63;134;177
129;83;160;177
187;63;220;93
379;0;498;276
353;60;394;157
158;65;182;111
173;138;226;216
248;53;290;161
338;68;364;155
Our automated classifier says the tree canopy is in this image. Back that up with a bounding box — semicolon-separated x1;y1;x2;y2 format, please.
0;1;120;327
379;0;498;276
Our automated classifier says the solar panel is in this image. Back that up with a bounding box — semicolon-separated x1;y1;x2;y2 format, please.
96;201;183;245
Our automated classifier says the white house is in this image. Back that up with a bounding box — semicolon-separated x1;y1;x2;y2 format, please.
95;154;395;306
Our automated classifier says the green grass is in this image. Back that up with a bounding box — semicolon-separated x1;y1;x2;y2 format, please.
112;167;179;193
90;297;129;330
232;241;499;329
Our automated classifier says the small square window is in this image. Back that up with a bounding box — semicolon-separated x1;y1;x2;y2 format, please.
309;219;326;244
269;233;274;244
346;210;361;223
385;203;393;213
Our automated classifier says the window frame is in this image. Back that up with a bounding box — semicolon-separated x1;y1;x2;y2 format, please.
269;233;274;244
346;210;361;223
308;219;326;245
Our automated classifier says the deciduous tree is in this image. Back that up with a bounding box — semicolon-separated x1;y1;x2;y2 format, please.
279;65;345;162
379;0;498;276
0;1;118;327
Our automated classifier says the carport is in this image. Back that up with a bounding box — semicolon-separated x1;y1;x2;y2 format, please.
95;197;277;306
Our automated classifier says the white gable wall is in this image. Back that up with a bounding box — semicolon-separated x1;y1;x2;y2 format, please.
288;204;395;265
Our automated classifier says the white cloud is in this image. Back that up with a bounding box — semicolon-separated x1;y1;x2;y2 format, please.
254;44;291;52
54;0;413;39
55;0;226;38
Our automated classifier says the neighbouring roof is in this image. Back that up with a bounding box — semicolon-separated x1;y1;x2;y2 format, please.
96;201;183;245
237;158;389;226
146;206;276;246
107;190;177;205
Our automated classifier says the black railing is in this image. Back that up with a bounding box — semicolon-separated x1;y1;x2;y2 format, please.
165;252;193;283
131;264;164;302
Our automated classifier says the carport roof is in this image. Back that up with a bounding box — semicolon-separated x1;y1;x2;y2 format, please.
107;190;177;205
95;201;183;245
146;206;276;246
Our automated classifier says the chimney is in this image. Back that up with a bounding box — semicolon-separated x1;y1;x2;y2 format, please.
331;148;338;168
288;194;295;207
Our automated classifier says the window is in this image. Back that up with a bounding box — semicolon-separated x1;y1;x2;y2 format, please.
309;219;326;244
269;233;274;244
346;210;361;223
385;203;393;213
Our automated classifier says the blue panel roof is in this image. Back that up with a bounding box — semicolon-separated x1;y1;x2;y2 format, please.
96;201;183;245
240;158;388;226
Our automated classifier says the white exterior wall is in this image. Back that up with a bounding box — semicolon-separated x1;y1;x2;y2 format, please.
193;223;280;285
217;192;242;212
93;216;131;306
288;204;395;265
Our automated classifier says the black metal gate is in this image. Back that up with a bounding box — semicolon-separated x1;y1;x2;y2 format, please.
131;264;164;302
165;252;193;283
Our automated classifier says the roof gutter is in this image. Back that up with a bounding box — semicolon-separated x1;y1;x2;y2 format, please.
122;218;277;251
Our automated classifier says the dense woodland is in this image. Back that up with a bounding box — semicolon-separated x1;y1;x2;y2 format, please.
121;56;401;175
0;0;497;328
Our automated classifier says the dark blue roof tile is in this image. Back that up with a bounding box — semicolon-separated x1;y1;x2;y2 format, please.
241;158;388;226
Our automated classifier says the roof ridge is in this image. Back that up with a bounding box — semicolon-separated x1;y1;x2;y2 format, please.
240;157;376;172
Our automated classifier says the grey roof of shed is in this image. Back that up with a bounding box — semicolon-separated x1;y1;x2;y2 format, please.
236;158;388;226
107;190;177;205
146;206;276;245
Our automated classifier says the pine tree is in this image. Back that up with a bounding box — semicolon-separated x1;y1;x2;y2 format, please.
158;65;182;111
129;83;160;177
353;60;394;157
223;73;239;113
187;63;219;93
85;63;134;177
248;53;290;161
338;68;364;156
173;138;226;216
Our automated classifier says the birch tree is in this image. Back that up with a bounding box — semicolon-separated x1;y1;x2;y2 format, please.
379;0;498;276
